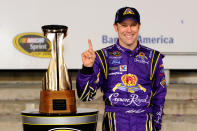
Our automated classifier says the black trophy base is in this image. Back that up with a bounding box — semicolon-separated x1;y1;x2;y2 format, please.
22;108;98;131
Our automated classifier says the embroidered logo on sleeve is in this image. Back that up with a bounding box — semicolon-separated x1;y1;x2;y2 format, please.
159;64;165;76
160;78;166;88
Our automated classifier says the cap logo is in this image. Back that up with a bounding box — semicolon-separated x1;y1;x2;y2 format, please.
123;8;134;15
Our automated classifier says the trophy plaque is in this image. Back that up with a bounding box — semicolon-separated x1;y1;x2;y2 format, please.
39;25;76;114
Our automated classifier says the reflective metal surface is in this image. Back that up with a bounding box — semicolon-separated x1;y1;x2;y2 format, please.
42;25;71;91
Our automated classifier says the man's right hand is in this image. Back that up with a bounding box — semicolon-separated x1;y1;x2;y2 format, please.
81;39;96;67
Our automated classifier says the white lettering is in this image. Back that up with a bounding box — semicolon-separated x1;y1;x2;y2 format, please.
27;38;45;43
154;106;163;124
109;93;149;106
134;58;149;64
126;109;145;113
30;43;47;51
108;72;122;76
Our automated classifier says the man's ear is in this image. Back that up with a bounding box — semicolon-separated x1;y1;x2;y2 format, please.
138;24;141;30
113;24;118;32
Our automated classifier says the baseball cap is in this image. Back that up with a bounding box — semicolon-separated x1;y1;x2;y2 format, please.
114;7;140;24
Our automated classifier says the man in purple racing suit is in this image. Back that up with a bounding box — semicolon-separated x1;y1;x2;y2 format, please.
76;7;167;131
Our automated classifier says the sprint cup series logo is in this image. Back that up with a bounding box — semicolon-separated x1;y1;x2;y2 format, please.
13;32;51;58
48;128;81;131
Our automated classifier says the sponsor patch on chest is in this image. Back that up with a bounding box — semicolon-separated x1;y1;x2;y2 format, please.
109;59;122;65
109;51;121;56
120;65;127;71
112;74;146;94
109;66;119;71
134;52;149;64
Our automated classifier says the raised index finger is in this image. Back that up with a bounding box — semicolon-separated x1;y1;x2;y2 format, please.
88;39;93;51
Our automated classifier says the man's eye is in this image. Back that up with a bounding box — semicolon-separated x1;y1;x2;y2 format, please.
131;22;138;26
121;24;127;27
131;23;137;26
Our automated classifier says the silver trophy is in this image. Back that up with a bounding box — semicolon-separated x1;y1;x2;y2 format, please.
40;25;76;114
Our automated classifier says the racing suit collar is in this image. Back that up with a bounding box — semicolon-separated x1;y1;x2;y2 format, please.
115;39;141;56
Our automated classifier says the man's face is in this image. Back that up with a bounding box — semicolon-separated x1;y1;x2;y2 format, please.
114;19;140;49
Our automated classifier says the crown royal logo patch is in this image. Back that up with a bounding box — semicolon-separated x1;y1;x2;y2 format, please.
123;8;135;15
134;52;149;64
113;74;146;93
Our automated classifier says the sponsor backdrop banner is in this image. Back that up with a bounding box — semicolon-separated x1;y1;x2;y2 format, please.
0;0;196;69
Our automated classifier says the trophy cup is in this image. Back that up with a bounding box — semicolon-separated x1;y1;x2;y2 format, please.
39;25;76;114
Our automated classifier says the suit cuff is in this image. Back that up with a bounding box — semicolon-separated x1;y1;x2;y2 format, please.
80;65;93;75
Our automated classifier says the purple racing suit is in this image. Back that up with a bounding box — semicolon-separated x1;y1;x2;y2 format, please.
76;41;167;131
